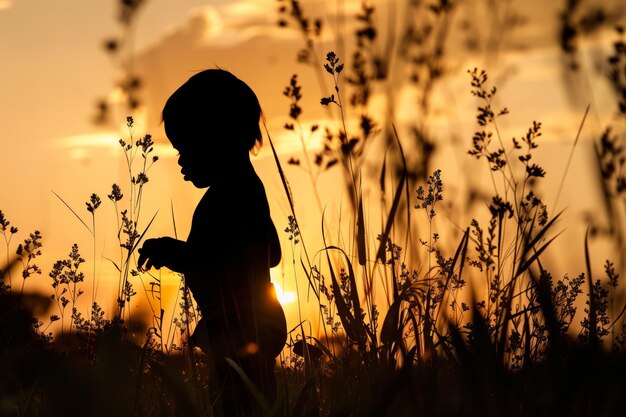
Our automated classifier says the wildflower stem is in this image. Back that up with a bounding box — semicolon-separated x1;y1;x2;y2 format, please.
296;120;325;218
92;212;97;303
4;235;11;289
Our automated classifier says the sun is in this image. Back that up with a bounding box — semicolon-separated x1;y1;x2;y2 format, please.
270;267;297;305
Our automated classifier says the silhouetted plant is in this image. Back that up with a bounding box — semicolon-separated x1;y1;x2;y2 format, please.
559;0;624;70
0;209;19;290
5;2;626;415
111;116;159;323
94;0;147;124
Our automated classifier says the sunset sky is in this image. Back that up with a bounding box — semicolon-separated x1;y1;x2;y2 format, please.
1;0;624;337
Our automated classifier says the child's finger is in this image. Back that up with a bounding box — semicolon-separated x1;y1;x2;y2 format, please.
137;251;148;270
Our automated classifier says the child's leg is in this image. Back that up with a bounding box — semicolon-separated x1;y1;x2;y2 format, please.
195;321;278;416
214;352;277;417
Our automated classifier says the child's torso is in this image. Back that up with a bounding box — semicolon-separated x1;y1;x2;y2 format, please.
185;175;281;315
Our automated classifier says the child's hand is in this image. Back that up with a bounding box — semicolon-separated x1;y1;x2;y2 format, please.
137;237;187;272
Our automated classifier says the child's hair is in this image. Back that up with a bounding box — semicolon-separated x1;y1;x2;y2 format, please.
162;69;263;153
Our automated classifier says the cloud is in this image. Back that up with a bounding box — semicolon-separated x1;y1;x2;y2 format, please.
133;2;337;145
128;0;420;161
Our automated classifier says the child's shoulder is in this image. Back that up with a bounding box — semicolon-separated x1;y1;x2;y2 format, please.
188;174;276;246
200;174;269;215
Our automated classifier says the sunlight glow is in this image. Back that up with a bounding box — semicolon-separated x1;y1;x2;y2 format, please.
272;280;297;305
58;132;120;149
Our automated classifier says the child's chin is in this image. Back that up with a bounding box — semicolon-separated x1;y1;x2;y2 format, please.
186;176;210;188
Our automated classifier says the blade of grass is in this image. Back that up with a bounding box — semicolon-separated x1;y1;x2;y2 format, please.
52;190;93;235
391;123;412;254
553;104;590;211
514;211;564;278
496;228;562;358
263;114;295;215
608;302;626;331
515;233;562;280
380;297;402;345
357;191;367;267
379;148;387;194
376;171;406;263
325;245;374;340
103;256;122;273
130;210;159;254
584;228;598;349
321;246;367;348
1;256;19;277
263;114;321;302
170;199;178;240
523;311;532;364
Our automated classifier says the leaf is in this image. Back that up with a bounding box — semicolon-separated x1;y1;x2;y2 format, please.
310;337;335;359
321;245;370;348
515;211;564;278
376;171;406;263
321;249;365;346
380;298;402;345
293;339;323;360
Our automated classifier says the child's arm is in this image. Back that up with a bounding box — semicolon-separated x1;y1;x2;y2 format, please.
137;237;190;273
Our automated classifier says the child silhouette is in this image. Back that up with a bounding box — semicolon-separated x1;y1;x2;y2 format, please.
137;69;287;416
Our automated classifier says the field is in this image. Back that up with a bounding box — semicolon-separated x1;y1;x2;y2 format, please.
2;1;626;416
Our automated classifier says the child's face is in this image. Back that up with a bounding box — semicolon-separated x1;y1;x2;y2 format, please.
165;120;219;188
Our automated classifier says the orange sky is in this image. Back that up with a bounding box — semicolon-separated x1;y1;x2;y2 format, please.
1;0;624;341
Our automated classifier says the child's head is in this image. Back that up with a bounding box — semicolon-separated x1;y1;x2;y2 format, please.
162;69;263;187
162;69;262;152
